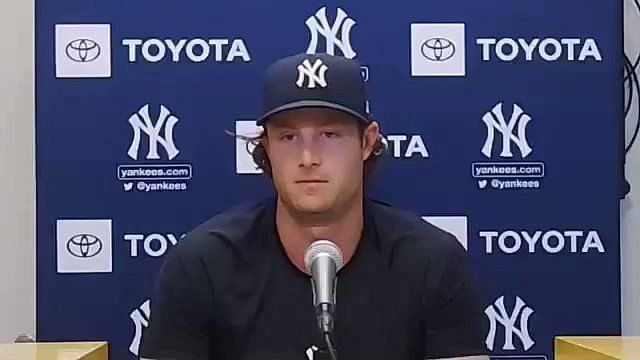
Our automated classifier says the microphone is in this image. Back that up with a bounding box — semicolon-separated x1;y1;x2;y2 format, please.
304;240;344;334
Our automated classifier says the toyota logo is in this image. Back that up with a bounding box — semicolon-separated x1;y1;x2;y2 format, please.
421;38;456;61
67;234;103;258
65;39;101;63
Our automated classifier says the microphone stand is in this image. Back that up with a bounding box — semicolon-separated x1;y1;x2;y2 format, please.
316;303;338;360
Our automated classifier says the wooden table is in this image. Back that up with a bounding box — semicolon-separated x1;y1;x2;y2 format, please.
0;342;108;360
556;336;640;360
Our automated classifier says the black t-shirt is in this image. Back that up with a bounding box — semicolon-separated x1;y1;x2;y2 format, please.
140;197;486;359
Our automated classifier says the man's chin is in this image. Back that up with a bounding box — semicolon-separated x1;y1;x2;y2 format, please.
291;197;333;214
294;203;331;214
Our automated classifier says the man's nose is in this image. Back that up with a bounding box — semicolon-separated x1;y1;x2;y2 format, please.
299;137;321;168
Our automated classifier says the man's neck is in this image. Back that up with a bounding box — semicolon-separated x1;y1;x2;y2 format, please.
275;194;364;274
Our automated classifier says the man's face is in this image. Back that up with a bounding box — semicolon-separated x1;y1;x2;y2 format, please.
262;107;378;215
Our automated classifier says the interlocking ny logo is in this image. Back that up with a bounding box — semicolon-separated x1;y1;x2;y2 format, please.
306;7;356;59
305;345;319;359
127;104;180;160
485;296;535;351
481;102;532;158
129;299;151;356
297;59;328;88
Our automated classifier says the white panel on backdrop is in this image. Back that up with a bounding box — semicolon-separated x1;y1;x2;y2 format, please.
411;23;466;77
422;216;468;250
55;24;111;78
235;120;263;174
56;219;113;273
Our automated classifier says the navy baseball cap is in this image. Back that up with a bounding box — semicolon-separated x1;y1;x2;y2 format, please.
256;53;370;126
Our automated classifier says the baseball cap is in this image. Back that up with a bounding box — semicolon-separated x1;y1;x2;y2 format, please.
256;53;370;126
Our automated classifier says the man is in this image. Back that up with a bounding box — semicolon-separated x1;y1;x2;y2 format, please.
140;53;488;360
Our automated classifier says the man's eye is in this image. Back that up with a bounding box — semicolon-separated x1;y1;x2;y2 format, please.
323;131;338;138
281;134;295;141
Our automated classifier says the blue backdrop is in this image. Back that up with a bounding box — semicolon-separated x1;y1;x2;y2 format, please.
36;1;622;359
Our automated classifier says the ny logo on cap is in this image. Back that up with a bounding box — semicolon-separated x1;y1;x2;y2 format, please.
296;59;328;89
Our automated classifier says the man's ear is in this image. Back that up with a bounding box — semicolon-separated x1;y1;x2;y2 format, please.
362;121;379;161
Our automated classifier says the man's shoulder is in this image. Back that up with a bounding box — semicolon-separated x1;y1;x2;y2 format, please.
192;197;273;237
367;198;466;259
174;197;275;258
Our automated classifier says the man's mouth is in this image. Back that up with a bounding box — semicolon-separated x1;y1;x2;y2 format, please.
296;180;328;183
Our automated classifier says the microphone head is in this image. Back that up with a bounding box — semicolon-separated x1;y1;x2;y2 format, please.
304;240;344;274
